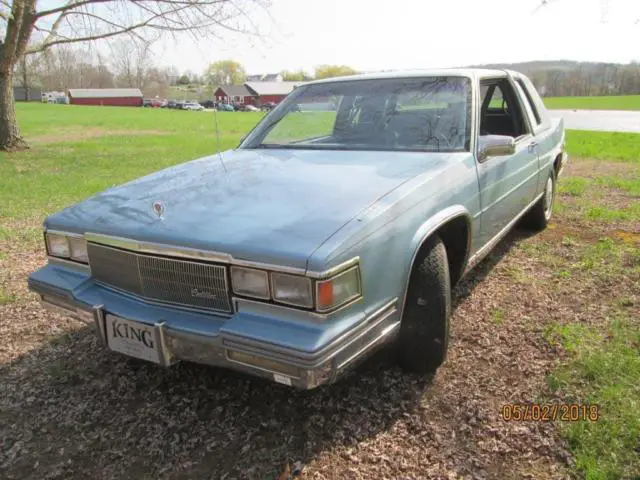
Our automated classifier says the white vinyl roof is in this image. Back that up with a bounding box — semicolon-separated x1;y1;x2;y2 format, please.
244;82;303;96
68;88;143;98
304;68;512;86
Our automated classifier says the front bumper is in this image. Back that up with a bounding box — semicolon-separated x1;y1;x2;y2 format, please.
28;262;399;389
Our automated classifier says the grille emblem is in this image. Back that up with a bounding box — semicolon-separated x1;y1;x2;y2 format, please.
152;201;164;219
191;288;217;300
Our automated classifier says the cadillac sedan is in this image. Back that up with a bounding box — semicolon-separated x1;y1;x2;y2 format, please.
28;69;567;389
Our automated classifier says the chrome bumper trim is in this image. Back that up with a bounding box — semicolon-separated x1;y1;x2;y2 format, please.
32;282;399;389
223;298;398;363
39;295;93;324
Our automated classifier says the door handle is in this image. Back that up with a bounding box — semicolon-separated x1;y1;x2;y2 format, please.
528;141;538;153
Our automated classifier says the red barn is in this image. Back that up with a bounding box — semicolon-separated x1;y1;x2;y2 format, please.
67;88;143;106
244;82;303;106
213;85;255;105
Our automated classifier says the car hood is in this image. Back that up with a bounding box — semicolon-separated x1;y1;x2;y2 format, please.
46;148;452;269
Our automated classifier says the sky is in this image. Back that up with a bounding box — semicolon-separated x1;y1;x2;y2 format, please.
150;0;640;75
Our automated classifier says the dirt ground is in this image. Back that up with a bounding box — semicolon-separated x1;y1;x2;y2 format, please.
1;160;638;480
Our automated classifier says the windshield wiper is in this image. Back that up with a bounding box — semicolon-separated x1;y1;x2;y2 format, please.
255;143;279;149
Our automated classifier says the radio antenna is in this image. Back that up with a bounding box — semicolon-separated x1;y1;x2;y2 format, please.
213;107;227;173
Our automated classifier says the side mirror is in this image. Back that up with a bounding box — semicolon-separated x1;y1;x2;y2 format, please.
478;135;516;162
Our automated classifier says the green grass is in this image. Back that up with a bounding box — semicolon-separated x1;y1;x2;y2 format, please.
0;286;15;305
593;177;640;196
265;111;336;144
585;203;640;222
565;130;640;163
558;177;590;197
0;103;265;221
546;319;640;480
544;227;640;479
490;308;505;325
544;95;640;111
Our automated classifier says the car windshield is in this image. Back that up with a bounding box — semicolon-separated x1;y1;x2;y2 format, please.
242;76;471;152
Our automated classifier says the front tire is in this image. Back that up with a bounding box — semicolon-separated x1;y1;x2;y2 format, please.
523;170;556;231
397;236;451;374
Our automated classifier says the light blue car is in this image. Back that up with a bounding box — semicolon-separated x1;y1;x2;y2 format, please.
28;69;567;389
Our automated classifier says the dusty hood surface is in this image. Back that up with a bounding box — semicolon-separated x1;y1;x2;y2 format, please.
46;148;451;268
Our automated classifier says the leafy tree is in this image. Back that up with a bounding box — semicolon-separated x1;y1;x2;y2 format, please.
177;74;191;85
281;69;309;81
314;65;357;79
205;60;246;86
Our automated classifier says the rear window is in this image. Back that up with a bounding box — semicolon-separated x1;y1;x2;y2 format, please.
516;79;542;125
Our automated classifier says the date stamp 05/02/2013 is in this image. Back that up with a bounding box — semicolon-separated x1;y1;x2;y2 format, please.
501;404;600;422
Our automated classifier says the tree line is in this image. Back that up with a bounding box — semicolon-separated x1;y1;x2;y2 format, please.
510;62;640;97
15;47;360;100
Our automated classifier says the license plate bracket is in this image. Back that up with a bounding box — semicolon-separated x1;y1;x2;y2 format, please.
99;313;173;365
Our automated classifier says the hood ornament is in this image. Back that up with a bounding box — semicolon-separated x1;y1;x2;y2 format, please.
152;201;165;219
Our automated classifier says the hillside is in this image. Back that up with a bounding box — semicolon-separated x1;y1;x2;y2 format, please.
470;60;640;97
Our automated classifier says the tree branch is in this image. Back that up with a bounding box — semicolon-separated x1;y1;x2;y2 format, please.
28;1;196;53
35;0;113;19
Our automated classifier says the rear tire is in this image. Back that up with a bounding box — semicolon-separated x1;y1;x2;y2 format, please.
523;170;556;231
397;236;451;374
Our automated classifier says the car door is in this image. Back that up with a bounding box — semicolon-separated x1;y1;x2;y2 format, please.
475;78;539;248
513;76;551;195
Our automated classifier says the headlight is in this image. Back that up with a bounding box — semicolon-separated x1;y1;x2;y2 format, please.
45;232;88;264
316;266;361;312
231;267;270;299
46;233;70;258
68;237;88;263
271;272;313;308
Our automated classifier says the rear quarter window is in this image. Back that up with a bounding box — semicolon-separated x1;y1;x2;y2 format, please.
517;78;546;126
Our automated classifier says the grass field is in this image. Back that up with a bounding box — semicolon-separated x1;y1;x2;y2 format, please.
544;95;640;111
1;103;639;479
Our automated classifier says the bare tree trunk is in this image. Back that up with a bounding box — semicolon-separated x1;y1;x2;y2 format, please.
21;55;29;101
0;71;28;151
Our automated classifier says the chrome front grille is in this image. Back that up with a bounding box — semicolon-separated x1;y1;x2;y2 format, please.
87;242;231;312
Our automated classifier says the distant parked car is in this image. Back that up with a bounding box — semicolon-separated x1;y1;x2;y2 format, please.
183;101;204;111
166;100;178;109
199;100;216;109
216;103;235;112
260;102;277;111
236;104;259;112
42;91;66;103
143;99;162;108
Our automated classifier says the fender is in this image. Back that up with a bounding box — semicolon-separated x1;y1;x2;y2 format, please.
549;120;566;163
400;205;473;316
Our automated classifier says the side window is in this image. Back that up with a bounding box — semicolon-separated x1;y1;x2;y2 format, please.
485;86;506;110
516;79;542;126
480;80;528;138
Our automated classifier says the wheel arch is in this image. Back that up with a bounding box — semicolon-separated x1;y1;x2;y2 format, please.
401;206;473;314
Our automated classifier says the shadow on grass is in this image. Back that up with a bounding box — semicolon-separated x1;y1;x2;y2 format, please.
0;228;535;480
